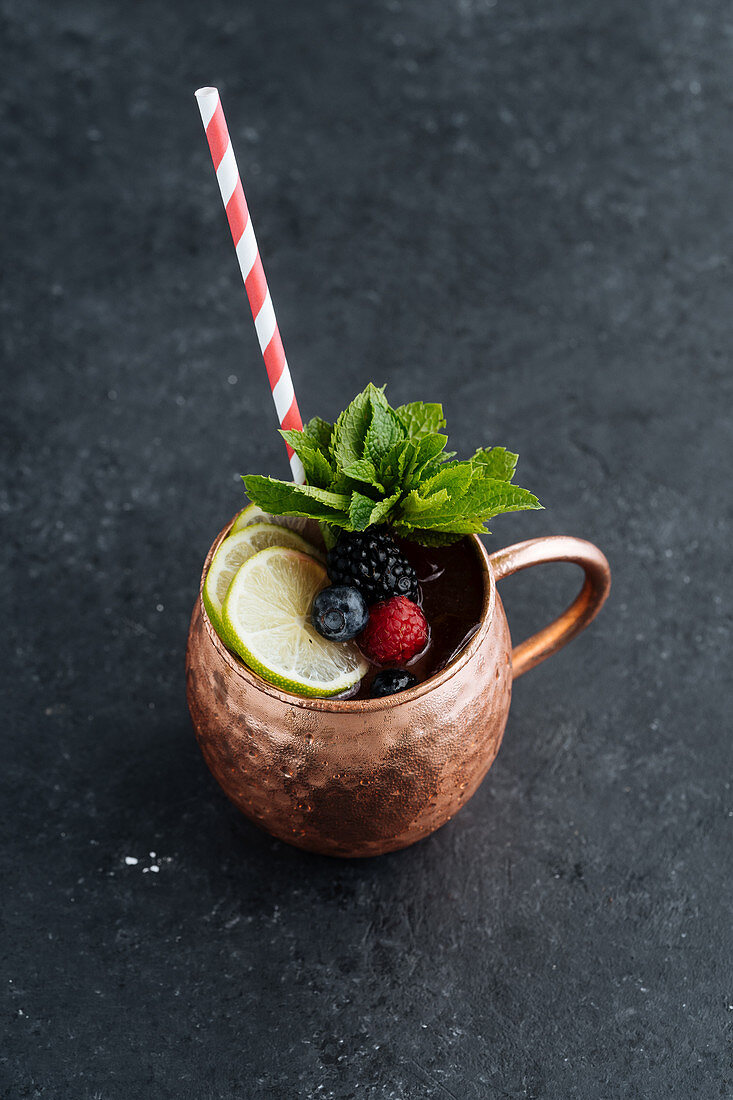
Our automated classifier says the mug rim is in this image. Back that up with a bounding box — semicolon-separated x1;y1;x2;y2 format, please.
196;516;496;712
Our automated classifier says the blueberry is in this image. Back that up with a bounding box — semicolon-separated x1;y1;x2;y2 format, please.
369;669;418;698
311;585;369;642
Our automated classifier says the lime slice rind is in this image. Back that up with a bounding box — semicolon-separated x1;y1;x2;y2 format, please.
222;546;368;697
203;523;322;637
231;503;312;538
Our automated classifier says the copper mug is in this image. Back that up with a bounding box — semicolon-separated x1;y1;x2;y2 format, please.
186;521;610;857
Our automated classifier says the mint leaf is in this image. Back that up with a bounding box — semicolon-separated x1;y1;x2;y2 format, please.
378;439;417;492
340;458;385;492
364;395;405;466
279;429;333;488
417;457;451;484
466;479;542;519
367;489;401;527
401;477;541;531
242;384;540;542
471;446;518;482
398;487;450;520
331;384;378;466
395;401;446;437
349;491;378;531
402;434;449;489
349;487;402;530
394;516;486;538
414;464;473;499
302;416;333;450
242;476;351;526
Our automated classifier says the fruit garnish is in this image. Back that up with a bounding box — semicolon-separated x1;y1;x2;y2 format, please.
203;523;322;636
311;585;369;642
327;530;420;604
370;669;418;698
222;547;368;697
242;383;541;547
230;503;312;537
358;596;429;665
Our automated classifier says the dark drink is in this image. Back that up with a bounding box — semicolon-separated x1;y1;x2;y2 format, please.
350;537;484;699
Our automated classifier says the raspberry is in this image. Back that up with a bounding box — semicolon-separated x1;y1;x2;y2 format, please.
327;530;420;605
358;596;428;665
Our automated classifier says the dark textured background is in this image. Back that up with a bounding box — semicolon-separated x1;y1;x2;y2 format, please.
3;1;732;1097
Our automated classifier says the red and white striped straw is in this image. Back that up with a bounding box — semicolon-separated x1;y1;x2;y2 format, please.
195;86;305;484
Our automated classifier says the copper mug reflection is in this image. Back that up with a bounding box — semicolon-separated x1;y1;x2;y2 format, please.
186;521;610;858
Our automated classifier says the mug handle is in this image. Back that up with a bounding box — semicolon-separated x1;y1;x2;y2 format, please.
487;536;611;680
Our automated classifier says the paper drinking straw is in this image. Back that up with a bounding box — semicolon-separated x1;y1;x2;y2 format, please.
195;86;305;484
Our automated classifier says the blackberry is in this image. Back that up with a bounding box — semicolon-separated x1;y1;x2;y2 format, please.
327;530;420;605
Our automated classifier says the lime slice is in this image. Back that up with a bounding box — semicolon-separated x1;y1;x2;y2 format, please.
231;503;311;537
203;523;321;636
222;547;368;697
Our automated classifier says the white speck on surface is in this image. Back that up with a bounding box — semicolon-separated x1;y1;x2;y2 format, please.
156;604;164;612
149;851;156;858
228;374;238;385
150;865;160;873
124;856;138;866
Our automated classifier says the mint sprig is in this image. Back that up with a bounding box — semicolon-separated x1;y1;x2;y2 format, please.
242;383;541;546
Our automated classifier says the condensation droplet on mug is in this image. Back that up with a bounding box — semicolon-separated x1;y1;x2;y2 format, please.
304;733;314;745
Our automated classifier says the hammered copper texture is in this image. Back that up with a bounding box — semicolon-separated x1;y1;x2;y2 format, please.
186;523;610;857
